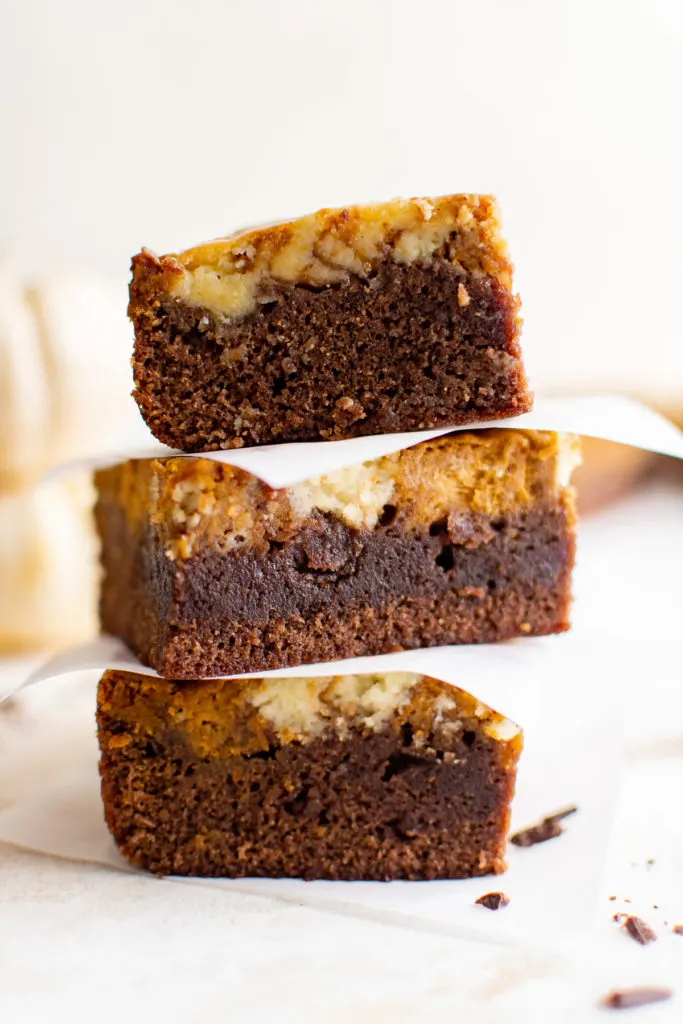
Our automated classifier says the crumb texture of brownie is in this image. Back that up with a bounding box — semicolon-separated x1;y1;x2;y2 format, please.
129;195;530;450
97;670;522;880
95;431;578;677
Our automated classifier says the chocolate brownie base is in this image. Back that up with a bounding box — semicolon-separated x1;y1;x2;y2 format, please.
130;196;529;451
98;501;574;678
97;671;522;879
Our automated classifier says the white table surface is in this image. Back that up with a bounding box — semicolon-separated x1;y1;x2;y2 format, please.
1;481;682;1024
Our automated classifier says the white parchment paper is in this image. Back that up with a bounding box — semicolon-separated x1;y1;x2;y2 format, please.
16;635;572;729
44;396;683;490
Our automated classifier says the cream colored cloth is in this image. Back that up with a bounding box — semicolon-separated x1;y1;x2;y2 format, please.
0;265;150;650
0;264;148;488
0;479;98;651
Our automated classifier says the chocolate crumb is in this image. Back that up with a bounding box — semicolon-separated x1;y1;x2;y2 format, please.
622;916;657;945
609;895;617;901
673;924;683;935
612;913;626;923
510;805;577;847
602;988;672;1010
475;891;510;911
511;817;562;847
546;805;578;824
646;858;656;868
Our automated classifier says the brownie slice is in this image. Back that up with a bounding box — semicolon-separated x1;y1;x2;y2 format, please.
95;430;579;678
130;195;530;451
97;670;523;880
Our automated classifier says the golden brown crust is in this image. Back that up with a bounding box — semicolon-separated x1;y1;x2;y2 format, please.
94;430;580;561
130;195;515;323
98;669;522;761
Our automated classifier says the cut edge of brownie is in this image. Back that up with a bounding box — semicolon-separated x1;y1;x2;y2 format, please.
97;670;523;880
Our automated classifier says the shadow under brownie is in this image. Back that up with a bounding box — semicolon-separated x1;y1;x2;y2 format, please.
95;430;579;678
130;195;530;451
97;670;522;880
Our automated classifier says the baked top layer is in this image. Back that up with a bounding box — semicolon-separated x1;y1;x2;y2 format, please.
97;670;522;879
98;670;521;754
96;429;580;562
132;195;513;322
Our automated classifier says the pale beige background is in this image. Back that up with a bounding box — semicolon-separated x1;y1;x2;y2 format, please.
2;0;683;399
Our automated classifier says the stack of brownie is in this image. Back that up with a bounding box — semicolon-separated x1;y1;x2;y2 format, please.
94;196;579;880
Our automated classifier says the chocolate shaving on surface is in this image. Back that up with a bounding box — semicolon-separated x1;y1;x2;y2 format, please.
511;817;563;847
602;988;672;1010
673;924;683;935
475;892;510;911
546;805;578;824
510;805;577;847
621;916;657;945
